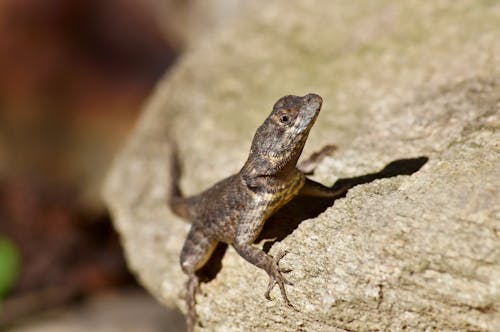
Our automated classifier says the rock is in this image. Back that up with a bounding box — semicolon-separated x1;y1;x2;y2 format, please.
103;1;500;331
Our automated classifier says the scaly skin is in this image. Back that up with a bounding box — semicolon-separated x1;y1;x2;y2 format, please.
169;94;347;331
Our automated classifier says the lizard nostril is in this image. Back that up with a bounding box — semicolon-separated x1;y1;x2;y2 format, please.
304;93;322;104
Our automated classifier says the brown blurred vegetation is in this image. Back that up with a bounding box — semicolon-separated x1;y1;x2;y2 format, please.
0;0;178;325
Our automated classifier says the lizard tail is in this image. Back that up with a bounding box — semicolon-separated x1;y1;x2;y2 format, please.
168;142;192;221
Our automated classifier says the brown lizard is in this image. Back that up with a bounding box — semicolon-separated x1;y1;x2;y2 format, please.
169;93;347;331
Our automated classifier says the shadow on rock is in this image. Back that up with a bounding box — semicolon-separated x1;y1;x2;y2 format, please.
259;156;429;252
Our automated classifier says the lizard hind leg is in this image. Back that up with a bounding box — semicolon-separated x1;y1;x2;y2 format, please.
180;226;218;331
185;274;200;332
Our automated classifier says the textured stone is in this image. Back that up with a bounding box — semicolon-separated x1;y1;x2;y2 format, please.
103;1;500;331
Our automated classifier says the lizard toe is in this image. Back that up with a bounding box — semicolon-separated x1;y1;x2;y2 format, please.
279;267;293;274
263;250;295;305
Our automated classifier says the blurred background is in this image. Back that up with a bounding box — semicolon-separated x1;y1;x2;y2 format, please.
0;0;242;330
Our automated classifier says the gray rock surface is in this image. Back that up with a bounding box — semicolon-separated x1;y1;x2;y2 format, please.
103;1;500;331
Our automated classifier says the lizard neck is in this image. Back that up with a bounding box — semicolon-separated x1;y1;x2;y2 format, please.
240;147;303;180
240;149;305;193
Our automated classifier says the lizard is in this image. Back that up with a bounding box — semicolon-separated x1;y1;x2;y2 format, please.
169;93;348;331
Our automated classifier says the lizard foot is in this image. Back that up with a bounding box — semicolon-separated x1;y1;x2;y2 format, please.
264;250;295;308
185;275;200;332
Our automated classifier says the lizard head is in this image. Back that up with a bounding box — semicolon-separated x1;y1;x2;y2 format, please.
243;93;323;177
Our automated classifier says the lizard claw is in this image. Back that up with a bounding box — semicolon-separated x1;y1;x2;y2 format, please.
279;267;293;274
264;250;295;308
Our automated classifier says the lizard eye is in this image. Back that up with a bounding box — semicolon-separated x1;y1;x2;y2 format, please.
279;114;290;124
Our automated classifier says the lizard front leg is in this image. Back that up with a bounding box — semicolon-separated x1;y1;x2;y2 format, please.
232;220;294;307
298;177;348;198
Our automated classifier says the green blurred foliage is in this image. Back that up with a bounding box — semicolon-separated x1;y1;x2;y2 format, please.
0;236;19;299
